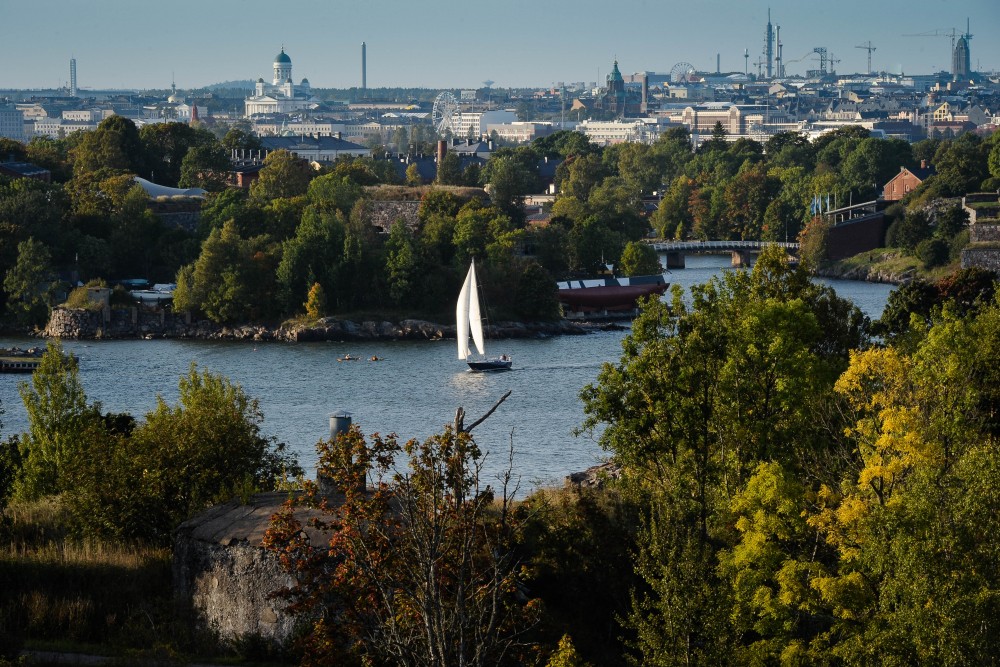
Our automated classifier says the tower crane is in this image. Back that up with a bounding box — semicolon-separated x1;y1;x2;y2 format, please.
856;41;877;75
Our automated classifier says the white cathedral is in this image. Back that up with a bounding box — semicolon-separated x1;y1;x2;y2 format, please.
244;48;317;117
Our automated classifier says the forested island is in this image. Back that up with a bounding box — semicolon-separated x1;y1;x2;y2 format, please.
2;117;998;335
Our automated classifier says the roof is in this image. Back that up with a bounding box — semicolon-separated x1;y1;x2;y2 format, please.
0;162;51;179
274;49;291;64
906;164;936;180
175;491;336;546
133;176;207;198
261;135;368;152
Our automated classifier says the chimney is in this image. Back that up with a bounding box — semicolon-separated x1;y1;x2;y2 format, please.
920;159;927;169
319;410;362;496
436;140;447;164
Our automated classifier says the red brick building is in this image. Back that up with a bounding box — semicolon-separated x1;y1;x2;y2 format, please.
882;161;935;201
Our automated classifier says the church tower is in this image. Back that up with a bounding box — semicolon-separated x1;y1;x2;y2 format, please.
273;48;292;85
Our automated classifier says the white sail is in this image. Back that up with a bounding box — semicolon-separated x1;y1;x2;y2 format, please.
456;264;473;359
468;261;486;356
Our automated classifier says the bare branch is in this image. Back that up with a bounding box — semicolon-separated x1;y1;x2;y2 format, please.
462;390;512;434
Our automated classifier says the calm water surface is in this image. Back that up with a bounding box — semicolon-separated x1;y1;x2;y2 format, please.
0;256;894;493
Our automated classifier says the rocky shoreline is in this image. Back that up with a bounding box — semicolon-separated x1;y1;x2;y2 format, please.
40;307;619;342
814;262;912;285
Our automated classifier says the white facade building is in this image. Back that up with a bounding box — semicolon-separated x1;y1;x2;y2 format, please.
450;110;516;140
245;49;317;117
576;118;678;145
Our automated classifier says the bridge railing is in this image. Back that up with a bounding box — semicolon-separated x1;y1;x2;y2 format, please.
645;240;800;251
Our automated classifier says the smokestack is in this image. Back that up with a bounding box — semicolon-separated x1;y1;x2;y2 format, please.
766;8;774;79
775;25;782;78
716;54;720;75
436;140;446;164
361;42;367;91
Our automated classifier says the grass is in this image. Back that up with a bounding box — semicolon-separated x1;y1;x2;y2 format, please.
829;249;959;283
1;498;174;652
1;499;298;664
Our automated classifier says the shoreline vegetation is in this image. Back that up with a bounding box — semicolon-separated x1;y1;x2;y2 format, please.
32;308;618;342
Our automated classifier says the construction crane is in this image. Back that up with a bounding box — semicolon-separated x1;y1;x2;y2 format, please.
856;41;877;75
903;27;967;54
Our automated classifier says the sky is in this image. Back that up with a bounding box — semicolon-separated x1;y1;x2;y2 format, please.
1;0;997;91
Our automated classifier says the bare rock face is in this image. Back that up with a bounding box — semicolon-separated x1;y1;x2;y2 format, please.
173;492;332;648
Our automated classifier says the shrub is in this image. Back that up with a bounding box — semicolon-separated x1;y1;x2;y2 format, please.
62;287;104;311
916;237;949;268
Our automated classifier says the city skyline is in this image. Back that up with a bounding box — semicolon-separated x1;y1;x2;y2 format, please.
1;0;998;91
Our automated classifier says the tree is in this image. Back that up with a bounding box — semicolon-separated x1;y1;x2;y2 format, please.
304;282;327;319
385;219;419;306
179;141;230;191
513;261;560;321
436;151;463;185
264;423;536;666
62;365;299;543
15;341;90;500
71;115;147;177
405;162;423;185
250;149;313;200
482;148;539;224
276;208;345;314
4;237;55;327
140;122;213;187
618;241;661;276
579;247;867;665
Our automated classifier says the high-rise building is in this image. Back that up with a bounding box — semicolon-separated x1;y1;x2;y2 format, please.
953;35;971;79
70;58;77;97
362;42;367;91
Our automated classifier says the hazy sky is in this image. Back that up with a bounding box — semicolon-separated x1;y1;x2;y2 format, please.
2;0;997;91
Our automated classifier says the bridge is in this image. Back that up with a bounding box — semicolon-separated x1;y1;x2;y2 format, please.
645;240;799;268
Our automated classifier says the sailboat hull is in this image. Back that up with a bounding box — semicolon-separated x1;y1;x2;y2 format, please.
467;359;513;372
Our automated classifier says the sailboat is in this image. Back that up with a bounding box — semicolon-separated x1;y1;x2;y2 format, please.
457;260;512;372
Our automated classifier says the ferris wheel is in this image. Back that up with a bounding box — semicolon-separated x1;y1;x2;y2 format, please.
670;62;696;84
431;91;459;136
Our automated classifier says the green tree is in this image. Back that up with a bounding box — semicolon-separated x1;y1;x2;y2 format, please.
250;149;313;200
385;219;419;306
4;237;55;327
179;141;230;191
221;123;263;153
482;148;539;224
618;241;661;276
513;261;560;321
65;365;298;543
174;220;274;323
15;341;89;500
580;247;867;665
275;208;345;314
140;122;213;187
436;151;463;185
71;115;148;177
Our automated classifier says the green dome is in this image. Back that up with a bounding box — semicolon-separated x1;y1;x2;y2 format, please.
274;49;291;64
609;60;623;82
